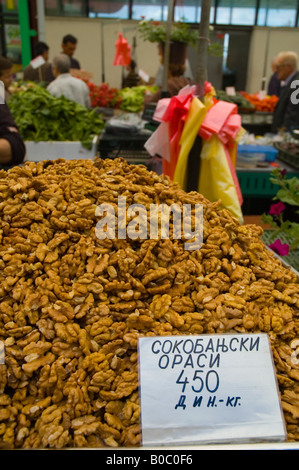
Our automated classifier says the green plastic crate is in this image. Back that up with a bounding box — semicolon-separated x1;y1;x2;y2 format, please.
237;171;277;197
274;142;299;170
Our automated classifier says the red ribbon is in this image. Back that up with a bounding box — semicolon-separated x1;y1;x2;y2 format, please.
161;90;195;179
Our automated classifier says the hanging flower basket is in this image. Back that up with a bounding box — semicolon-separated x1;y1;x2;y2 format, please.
138;19;199;47
138;19;223;59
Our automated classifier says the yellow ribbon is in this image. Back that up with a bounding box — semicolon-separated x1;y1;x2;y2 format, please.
173;97;207;191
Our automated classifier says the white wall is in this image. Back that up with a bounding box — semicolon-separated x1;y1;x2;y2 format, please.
44;18;299;92
44;17;160;87
246;26;299;93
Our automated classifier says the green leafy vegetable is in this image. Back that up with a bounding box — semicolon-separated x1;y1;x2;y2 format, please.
118;86;158;113
9;86;105;148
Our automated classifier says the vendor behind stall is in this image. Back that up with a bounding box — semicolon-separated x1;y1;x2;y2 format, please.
23;42;54;84
61;34;81;70
267;56;281;97
144;63;190;103
155;58;193;87
122;60;141;88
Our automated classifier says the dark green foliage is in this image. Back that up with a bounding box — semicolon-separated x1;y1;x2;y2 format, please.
9;86;105;149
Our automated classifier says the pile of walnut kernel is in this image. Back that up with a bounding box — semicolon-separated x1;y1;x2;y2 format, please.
0;157;298;449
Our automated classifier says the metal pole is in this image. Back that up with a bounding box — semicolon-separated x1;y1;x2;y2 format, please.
261;29;270;91
188;0;211;192
36;0;46;42
101;22;105;82
161;0;174;95
195;0;211;98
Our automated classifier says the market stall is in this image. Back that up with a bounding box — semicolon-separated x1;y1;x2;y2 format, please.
98;119;153;165
216;89;279;135
8;83;105;163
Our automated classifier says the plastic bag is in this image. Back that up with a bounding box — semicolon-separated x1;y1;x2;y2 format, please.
113;33;131;66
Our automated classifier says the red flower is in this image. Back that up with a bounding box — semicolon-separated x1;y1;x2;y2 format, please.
268;239;289;256
269;202;286;216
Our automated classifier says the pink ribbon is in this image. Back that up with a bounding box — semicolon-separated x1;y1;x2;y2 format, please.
151;86;197;179
199;100;241;145
199;100;243;205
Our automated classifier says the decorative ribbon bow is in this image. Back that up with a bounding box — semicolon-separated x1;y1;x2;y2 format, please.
145;85;202;180
145;84;244;220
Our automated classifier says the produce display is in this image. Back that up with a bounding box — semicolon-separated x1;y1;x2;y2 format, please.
0;157;299;449
86;81;158;113
9;81;38;94
240;92;279;112
87;82;122;109
275;141;299;156
216;90;279;113
215;90;254;110
118;86;157;113
9;87;105;148
273;141;299;170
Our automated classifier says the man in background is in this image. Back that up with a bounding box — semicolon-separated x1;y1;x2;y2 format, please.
272;51;299;133
122;60;141;88
61;34;81;69
23;41;54;83
267;56;281;97
144;64;190;103
47;53;90;108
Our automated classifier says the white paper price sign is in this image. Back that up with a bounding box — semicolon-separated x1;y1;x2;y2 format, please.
138;333;286;446
30;55;45;69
